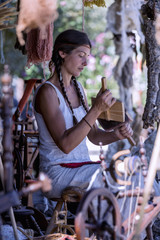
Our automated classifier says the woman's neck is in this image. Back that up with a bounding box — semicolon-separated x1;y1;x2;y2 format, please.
49;72;74;91
61;68;73;88
50;71;73;88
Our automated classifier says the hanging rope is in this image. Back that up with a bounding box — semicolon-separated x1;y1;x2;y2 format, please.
0;30;5;64
82;0;85;31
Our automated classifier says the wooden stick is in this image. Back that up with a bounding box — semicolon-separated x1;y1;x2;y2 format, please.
133;125;160;238
101;77;107;92
101;77;110;119
128;136;136;146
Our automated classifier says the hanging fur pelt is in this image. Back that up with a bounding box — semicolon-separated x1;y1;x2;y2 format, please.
106;0;144;114
107;0;144;80
16;0;58;46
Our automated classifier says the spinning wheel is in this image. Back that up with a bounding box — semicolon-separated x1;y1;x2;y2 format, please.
75;188;123;240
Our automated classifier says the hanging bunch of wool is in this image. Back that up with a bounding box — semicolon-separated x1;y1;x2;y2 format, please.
16;0;58;46
25;22;53;68
83;0;106;8
155;14;160;45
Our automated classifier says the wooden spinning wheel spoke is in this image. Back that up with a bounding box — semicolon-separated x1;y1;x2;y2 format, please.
85;222;97;230
97;195;101;220
88;204;97;223
102;202;114;220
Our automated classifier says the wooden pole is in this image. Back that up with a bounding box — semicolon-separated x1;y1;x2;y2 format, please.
132;124;160;239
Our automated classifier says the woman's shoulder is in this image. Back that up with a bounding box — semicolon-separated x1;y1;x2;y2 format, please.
34;82;59;113
35;81;58;103
37;81;57;94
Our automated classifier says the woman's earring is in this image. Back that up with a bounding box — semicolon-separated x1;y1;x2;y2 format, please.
49;60;55;76
59;72;63;82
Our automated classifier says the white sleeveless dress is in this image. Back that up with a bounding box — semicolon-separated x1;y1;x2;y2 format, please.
33;81;101;198
35;81;92;165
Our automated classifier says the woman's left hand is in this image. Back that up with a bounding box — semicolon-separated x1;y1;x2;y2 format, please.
114;122;133;140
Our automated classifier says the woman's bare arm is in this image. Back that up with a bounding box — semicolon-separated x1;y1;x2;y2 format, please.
80;86;133;146
35;84;116;153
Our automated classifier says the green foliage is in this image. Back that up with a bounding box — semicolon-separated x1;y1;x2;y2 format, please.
24;65;43;80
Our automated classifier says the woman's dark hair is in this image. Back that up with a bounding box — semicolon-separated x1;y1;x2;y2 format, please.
50;29;91;125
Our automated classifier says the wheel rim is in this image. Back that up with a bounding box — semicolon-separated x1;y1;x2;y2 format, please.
75;188;122;240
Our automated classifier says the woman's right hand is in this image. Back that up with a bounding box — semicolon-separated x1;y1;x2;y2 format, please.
92;89;116;114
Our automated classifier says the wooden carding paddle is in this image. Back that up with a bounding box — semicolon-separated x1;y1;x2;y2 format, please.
98;77;125;122
97;77;136;146
92;78;125;122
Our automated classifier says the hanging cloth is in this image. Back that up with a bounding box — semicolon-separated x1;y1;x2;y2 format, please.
83;0;106;8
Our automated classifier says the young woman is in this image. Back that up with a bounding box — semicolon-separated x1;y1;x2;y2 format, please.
33;29;134;217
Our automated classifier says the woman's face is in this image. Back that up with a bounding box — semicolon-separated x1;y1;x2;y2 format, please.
60;45;91;77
